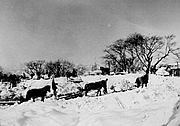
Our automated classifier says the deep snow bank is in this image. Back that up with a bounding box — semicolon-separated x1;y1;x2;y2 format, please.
0;93;178;126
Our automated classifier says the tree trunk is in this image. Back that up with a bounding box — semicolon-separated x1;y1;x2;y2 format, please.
145;61;151;82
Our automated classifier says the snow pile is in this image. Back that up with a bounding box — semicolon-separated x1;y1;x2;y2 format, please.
57;81;82;95
0;89;15;100
109;79;135;92
156;67;169;76
0;83;18;101
0;101;79;126
103;74;137;93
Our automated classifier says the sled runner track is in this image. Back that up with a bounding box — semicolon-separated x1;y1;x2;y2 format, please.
0;101;17;105
115;96;125;109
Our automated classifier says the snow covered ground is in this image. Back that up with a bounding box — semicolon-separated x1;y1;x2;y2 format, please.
0;74;180;126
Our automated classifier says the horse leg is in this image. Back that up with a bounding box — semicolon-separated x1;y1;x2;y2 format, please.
141;82;143;88
145;83;147;87
103;89;105;94
137;82;140;88
85;90;88;96
96;90;99;96
97;89;101;96
33;97;35;102
54;90;57;99
41;96;44;102
103;88;107;94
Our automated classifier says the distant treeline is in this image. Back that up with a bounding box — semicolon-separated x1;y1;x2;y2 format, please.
0;72;21;87
24;59;88;79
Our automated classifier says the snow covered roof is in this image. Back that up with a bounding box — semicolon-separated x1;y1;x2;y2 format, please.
156;67;169;76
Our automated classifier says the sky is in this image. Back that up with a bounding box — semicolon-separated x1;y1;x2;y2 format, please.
0;0;180;71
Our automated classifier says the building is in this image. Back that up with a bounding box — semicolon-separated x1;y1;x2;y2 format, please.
167;63;180;76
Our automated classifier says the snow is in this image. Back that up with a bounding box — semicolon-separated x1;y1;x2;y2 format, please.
156;67;169;76
0;74;180;126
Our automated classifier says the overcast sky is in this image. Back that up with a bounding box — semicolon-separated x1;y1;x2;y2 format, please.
0;0;180;71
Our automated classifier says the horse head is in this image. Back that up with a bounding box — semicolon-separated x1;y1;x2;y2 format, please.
43;85;51;92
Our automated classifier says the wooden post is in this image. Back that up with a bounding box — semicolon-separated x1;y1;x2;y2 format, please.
177;62;179;76
108;61;111;71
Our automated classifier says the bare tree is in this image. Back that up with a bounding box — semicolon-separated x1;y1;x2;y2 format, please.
0;66;4;81
44;61;57;77
103;39;137;73
25;60;45;79
151;35;180;73
103;33;180;79
76;64;88;75
126;33;180;76
58;59;75;77
126;33;162;75
45;59;75;77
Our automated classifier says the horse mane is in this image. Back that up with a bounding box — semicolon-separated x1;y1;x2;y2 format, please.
43;85;50;90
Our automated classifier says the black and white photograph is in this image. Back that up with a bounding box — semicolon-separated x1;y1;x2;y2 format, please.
0;0;180;125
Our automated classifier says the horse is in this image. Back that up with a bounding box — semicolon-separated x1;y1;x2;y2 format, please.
84;79;108;96
100;67;110;75
26;85;51;102
135;74;148;88
66;71;72;81
66;69;77;81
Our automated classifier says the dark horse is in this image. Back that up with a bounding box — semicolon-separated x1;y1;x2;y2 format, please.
100;67;110;75
26;85;51;102
135;74;148;88
84;79;108;96
66;69;77;81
